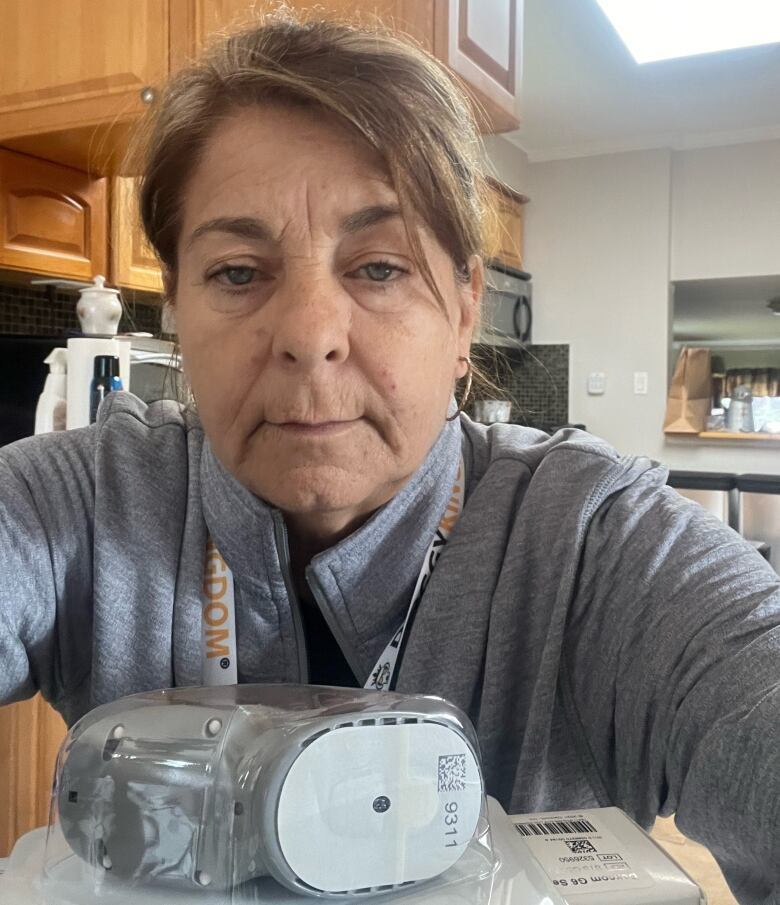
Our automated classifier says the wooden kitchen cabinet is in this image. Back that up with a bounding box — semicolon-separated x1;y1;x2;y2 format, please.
111;176;163;292
299;0;435;49
175;1;519;130
170;0;435;67
0;148;108;280
0;1;522;176
0;695;67;858
0;0;169;173
484;177;527;271
435;0;523;132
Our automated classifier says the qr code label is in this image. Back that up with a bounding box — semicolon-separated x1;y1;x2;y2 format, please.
566;839;596;854
438;754;467;792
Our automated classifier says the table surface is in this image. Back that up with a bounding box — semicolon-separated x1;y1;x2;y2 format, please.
651;817;737;905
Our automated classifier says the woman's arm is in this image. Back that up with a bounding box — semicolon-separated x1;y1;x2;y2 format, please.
0;429;96;709
564;475;780;905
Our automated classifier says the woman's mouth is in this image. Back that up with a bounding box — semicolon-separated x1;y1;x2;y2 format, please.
271;419;361;436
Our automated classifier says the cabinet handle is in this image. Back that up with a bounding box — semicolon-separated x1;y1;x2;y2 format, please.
139;86;157;105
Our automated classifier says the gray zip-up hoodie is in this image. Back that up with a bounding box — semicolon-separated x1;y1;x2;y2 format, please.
1;392;779;904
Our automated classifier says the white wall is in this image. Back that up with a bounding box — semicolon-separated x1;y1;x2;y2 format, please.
492;142;780;475
523;149;676;460
481;135;530;195
672;140;780;281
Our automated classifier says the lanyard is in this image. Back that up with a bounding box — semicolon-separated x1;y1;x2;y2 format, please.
202;538;239;685
201;456;465;689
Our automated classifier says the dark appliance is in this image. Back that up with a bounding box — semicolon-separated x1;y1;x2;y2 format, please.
478;263;532;346
0;335;65;446
737;474;780;574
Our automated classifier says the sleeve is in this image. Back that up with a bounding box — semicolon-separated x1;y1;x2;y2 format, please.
0;429;96;709
563;468;780;905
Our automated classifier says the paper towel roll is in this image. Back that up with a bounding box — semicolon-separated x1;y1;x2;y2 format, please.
66;337;132;429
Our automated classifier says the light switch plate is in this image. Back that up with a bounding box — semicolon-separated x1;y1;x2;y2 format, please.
633;371;648;395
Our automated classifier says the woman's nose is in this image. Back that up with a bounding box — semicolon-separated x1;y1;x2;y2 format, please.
270;272;351;367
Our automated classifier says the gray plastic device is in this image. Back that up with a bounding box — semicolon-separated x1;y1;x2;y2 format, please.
53;685;489;899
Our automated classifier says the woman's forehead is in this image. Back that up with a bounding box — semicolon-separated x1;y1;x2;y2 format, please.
181;106;398;232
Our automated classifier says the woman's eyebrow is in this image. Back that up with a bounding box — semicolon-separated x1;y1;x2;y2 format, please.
186;216;275;248
340;204;401;234
186;204;401;249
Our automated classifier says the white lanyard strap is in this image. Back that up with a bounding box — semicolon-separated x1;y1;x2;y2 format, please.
201;539;238;684
201;456;465;689
365;456;465;691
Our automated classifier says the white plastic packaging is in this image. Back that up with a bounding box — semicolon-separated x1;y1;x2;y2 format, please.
41;685;499;903
510;807;705;904
1;797;573;905
0;684;704;905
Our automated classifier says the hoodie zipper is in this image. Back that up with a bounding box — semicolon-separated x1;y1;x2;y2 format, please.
272;514;309;683
305;568;365;685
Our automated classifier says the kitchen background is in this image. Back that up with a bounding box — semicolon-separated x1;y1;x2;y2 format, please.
1;1;779;902
480;0;780;476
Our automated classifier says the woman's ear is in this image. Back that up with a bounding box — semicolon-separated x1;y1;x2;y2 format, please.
457;255;484;357
161;267;178;334
161;302;177;336
162;266;176;304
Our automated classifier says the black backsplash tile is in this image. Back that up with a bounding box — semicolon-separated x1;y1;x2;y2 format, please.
469;343;570;427
0;281;162;337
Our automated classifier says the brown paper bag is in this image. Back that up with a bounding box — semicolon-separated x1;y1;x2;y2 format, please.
664;347;712;433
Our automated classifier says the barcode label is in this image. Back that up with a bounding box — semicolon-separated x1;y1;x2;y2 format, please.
515;818;597;837
438;753;467;792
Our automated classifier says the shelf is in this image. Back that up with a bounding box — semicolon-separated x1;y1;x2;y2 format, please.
667;430;780;444
699;431;780;441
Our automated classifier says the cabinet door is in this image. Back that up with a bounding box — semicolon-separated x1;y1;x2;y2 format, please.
0;149;108;280
435;0;522;132
111;177;163;293
0;1;169;144
484;178;527;270
294;1;435;51
0;696;67;858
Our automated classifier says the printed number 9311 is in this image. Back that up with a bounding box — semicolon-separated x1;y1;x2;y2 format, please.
444;801;458;847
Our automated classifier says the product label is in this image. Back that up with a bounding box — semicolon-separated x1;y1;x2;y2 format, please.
512;812;656;896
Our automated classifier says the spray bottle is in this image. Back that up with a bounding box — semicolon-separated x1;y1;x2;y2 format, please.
34;347;69;434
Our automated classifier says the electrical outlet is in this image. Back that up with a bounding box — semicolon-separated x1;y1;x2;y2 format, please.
633;371;648;395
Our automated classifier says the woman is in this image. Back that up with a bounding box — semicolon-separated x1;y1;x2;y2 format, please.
1;12;778;903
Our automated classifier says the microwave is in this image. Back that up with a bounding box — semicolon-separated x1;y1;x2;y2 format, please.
476;264;532;347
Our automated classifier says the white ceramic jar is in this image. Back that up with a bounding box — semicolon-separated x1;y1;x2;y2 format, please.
76;275;123;336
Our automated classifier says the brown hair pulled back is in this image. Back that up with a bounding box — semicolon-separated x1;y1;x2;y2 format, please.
133;6;490;308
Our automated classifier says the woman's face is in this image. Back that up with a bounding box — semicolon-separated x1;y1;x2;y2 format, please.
174;106;480;539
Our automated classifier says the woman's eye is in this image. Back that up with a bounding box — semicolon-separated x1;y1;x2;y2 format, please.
207;265;267;291
213;265;256;287
354;261;406;283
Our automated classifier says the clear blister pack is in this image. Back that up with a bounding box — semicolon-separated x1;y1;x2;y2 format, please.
36;685;503;905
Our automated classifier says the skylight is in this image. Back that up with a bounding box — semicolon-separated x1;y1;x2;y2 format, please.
595;0;780;64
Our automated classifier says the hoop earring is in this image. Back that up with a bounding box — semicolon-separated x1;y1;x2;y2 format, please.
446;356;473;422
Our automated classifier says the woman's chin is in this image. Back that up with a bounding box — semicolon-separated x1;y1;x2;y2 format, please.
246;462;394;521
221;428;415;535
